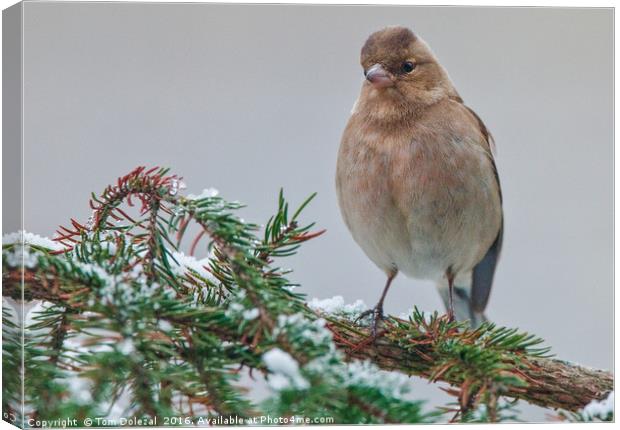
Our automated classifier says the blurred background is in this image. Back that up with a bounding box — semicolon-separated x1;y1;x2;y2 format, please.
13;2;613;421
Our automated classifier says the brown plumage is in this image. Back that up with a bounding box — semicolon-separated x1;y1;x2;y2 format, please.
336;26;503;332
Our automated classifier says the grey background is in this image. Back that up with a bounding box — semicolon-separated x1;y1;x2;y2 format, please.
17;2;613;420
2;3;22;235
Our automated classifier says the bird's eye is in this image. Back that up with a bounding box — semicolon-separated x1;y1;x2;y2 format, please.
402;61;416;73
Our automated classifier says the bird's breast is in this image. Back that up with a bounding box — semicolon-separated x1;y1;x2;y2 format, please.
336;124;501;280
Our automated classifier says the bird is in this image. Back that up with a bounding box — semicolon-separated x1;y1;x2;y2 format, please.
336;26;503;333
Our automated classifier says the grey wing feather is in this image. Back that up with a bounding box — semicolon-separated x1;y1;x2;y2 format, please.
471;217;503;312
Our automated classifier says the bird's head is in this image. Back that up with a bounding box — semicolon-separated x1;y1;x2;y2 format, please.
359;26;457;115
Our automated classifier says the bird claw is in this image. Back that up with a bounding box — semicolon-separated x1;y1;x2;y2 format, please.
354;309;374;325
355;306;387;338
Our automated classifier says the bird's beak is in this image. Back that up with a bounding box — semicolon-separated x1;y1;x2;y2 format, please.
365;64;393;88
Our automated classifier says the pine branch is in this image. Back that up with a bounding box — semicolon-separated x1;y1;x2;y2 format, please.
323;314;613;413
3;269;612;414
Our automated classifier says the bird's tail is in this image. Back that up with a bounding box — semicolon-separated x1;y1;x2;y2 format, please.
436;276;487;329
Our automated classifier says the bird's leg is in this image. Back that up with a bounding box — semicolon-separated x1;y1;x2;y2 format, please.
355;271;397;337
446;269;455;322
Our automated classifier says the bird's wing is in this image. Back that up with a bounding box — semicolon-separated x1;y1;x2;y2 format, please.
471;218;503;312
458;101;504;313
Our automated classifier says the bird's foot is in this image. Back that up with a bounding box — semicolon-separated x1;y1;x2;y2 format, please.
355;306;387;339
